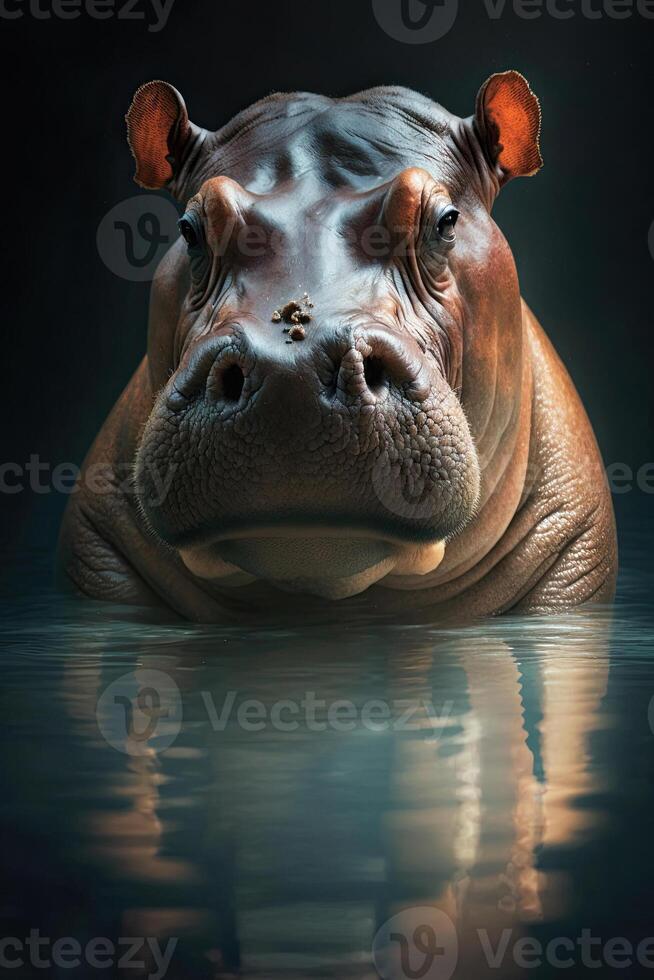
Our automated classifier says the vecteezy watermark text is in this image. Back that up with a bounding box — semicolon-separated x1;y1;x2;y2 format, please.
99;197;654;284
96;668;456;756
0;0;175;31
372;0;654;45
373;907;654;979
0;456;176;506
0;931;177;978
200;689;453;735
3;455;654;500
481;0;654;18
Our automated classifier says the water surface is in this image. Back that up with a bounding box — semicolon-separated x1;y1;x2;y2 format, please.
1;515;653;979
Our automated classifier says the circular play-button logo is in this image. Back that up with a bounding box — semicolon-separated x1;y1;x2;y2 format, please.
372;906;458;980
371;452;441;522
372;0;459;44
96;194;180;282
96;668;183;756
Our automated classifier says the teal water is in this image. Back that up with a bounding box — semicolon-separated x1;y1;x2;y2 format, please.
1;514;653;979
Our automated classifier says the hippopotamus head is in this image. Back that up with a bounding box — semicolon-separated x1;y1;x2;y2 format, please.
130;72;542;600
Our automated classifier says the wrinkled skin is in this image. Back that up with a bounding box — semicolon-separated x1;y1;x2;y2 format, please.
58;73;617;622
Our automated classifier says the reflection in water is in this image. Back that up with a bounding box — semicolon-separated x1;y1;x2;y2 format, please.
1;537;653;978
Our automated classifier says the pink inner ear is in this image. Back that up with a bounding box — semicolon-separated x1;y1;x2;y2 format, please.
482;72;543;180
126;81;188;190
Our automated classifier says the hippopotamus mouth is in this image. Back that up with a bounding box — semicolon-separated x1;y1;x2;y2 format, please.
176;533;448;601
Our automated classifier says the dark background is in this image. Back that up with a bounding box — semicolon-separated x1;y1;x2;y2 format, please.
2;0;653;554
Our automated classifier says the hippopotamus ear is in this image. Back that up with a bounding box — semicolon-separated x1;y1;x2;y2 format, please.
126;80;204;192
475;71;543;183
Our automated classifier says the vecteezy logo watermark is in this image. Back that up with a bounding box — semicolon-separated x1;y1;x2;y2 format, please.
97;195;180;281
372;911;654;976
0;931;177;978
372;907;459;980
372;0;459;43
0;0;175;30
96;669;183;756
96;675;455;756
373;0;654;42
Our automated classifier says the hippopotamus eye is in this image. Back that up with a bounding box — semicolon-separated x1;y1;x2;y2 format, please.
178;212;210;293
178;213;202;250
436;205;460;244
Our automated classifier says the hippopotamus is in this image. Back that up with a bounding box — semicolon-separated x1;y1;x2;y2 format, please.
58;71;617;622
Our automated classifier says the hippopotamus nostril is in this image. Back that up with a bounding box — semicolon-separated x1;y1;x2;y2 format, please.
325;330;429;404
359;331;430;401
209;361;246;404
165;335;250;411
204;353;250;405
363;356;386;394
